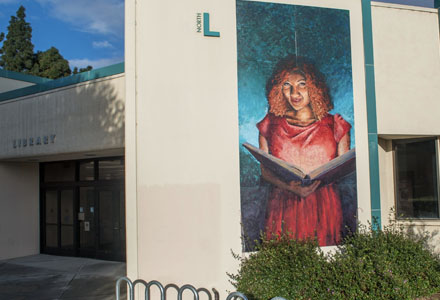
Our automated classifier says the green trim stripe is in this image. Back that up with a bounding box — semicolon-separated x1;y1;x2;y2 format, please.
365;66;378;134
369;133;381;227
435;0;440;34
0;68;52;84
0;62;124;103
362;0;382;229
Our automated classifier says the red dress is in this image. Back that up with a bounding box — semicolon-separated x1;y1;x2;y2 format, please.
257;113;351;246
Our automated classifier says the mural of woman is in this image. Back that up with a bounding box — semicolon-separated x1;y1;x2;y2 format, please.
258;55;351;246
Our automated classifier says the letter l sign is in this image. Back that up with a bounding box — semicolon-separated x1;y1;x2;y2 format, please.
203;13;220;37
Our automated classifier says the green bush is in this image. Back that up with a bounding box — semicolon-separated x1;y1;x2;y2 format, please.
229;235;329;300
229;224;440;300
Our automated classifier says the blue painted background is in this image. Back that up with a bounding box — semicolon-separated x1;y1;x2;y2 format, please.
236;0;358;250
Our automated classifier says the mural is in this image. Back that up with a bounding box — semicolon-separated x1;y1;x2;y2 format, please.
236;0;358;251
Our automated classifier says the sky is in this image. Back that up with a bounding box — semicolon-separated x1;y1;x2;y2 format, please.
0;0;124;70
0;0;435;71
374;0;434;7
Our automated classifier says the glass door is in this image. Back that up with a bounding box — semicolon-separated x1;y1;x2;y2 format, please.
44;190;58;250
78;186;125;261
42;188;75;255
60;190;75;251
41;157;125;261
96;186;126;261
78;187;96;257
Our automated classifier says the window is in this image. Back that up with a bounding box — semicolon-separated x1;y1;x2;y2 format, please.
98;159;124;180
79;161;95;181
43;162;75;182
394;138;439;219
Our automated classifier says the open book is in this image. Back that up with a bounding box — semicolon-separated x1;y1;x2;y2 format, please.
243;143;356;186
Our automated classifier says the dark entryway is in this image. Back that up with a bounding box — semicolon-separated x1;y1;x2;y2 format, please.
40;157;125;262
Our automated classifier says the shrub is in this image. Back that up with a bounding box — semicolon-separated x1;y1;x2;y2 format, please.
229;234;331;300
229;224;440;300
328;224;440;300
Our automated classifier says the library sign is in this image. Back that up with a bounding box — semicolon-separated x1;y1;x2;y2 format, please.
13;134;56;149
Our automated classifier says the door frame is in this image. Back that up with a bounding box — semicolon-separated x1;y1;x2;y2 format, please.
39;157;125;261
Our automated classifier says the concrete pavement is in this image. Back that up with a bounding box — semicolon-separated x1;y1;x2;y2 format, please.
0;254;126;300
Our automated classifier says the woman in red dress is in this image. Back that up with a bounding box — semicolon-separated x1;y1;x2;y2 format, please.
258;56;351;246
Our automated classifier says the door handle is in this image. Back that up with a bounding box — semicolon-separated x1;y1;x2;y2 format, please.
84;221;90;231
114;222;120;230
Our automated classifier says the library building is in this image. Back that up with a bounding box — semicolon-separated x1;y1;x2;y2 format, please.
0;0;439;295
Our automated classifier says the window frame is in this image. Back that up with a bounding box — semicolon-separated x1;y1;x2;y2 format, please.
393;137;440;220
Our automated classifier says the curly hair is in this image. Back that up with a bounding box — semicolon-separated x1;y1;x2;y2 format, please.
266;55;333;120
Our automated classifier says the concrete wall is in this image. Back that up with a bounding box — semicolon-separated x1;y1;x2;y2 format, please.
126;0;371;294
0;77;35;93
0;74;125;160
373;3;440;250
0;162;39;260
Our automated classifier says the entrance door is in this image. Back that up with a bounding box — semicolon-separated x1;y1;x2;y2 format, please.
96;187;125;261
41;157;125;262
78;187;96;258
78;186;125;261
43;188;76;256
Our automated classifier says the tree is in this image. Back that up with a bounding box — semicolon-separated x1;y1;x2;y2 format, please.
73;65;93;74
32;47;71;79
0;6;35;73
0;5;93;79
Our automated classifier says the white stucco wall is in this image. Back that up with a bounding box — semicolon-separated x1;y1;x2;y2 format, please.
0;162;39;260
372;3;440;135
126;0;371;295
373;3;440;248
0;77;35;93
0;74;125;161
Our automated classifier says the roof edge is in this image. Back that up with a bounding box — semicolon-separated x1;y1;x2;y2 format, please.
371;1;438;12
0;62;125;103
0;68;53;84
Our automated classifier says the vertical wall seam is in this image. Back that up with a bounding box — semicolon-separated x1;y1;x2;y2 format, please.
124;0;139;280
134;0;139;280
361;0;382;228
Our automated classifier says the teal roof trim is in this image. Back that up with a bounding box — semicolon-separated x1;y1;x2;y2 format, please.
0;68;53;84
0;62;124;103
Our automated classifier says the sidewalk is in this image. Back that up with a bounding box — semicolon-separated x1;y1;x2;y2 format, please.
0;254;126;300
